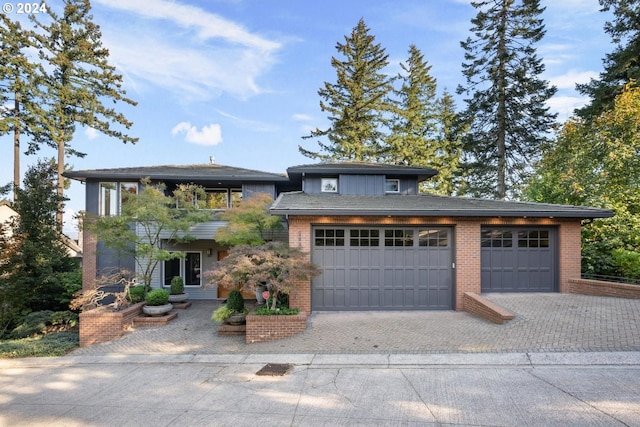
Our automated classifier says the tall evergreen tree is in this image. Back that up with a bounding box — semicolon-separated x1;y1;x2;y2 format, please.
31;0;138;227
576;0;640;120
386;44;439;166
0;16;46;198
299;18;394;161
421;90;464;196
386;46;463;195
457;0;557;199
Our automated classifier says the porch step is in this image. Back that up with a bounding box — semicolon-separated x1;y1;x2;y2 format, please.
217;323;246;336
133;311;178;327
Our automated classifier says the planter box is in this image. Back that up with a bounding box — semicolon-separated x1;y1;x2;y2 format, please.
246;311;307;344
79;302;145;347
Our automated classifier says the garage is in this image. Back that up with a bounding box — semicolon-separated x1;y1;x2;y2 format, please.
312;226;454;310
481;227;558;292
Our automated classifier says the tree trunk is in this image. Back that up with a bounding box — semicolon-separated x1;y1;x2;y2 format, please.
56;137;64;230
13;94;20;201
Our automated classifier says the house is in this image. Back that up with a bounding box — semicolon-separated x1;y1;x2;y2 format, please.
0;199;83;261
65;161;612;311
64;163;292;299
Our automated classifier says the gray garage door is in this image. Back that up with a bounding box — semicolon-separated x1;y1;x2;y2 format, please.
481;227;558;292
312;226;453;310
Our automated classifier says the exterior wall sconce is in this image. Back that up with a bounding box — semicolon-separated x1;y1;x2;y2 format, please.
206;248;212;257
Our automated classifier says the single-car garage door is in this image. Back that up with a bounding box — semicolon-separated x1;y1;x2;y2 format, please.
312;226;453;310
481;227;558;292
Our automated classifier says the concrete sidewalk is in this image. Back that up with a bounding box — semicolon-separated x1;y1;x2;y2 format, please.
1;352;639;426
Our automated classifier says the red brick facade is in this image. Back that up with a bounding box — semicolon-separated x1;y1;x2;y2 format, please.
287;215;583;312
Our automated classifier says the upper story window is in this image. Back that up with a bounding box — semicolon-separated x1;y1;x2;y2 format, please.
385;179;400;193
321;178;338;193
198;188;243;209
99;182;138;216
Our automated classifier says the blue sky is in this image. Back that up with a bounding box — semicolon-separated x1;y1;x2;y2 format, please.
0;0;613;236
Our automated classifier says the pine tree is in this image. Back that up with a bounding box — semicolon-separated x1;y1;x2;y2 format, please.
576;0;640;120
386;44;439;166
30;0;138;227
457;0;557;199
299;18;394;161
421;90;464;196
386;46;463;195
0;16;46;198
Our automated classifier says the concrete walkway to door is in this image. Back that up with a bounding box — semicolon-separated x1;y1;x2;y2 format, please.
68;293;640;356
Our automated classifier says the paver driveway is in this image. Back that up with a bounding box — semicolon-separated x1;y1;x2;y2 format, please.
69;293;640;355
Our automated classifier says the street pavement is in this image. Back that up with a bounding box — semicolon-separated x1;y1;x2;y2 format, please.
1;293;639;426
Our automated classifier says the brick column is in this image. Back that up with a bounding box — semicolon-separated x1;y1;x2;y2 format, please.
287;217;312;312
82;229;98;291
455;221;481;310
559;221;581;293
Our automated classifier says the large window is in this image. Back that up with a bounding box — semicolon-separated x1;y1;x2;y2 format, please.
163;252;202;287
99;182;137;216
199;189;243;209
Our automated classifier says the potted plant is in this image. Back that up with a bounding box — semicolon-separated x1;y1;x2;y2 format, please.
142;289;173;316
211;289;247;325
168;276;189;303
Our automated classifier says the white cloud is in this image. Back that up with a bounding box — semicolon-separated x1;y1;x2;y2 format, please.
84;127;99;140
549;70;598;90
94;0;282;100
217;110;278;132
172;122;223;146
292;114;312;121
547;95;588;121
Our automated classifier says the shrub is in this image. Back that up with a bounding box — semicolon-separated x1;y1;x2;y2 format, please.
253;306;299;316
127;285;146;303
49;311;78;328
226;289;245;312
211;305;234;322
611;248;640;280
0;331;79;358
145;289;169;306
169;276;185;295
10;311;53;338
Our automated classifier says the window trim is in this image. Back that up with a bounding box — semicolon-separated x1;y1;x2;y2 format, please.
163;251;203;288
99;181;138;216
321;178;338;193
385;179;400;193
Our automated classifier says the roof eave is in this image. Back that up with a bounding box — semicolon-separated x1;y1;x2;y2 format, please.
269;208;614;219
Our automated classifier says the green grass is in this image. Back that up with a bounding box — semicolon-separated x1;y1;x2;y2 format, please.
0;331;79;358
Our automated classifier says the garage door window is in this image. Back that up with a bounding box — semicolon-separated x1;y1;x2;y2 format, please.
385;229;414;247
350;229;380;247
518;230;549;248
315;228;345;246
481;230;513;247
419;229;449;247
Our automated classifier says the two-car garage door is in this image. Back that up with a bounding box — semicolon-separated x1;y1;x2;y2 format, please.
311;225;559;311
312;226;453;310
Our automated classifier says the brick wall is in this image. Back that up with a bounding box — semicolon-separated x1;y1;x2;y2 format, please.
568;278;640;299
78;302;144;346
245;311;308;343
287;215;583;313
